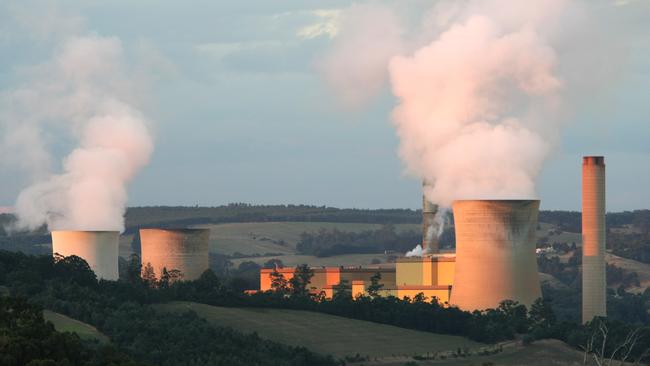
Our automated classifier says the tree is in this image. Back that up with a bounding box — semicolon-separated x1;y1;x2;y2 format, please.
53;254;97;286
497;300;530;334
168;269;183;283
126;253;142;284
269;269;288;294
529;298;556;330
332;280;351;301
141;263;157;288
262;258;284;269
159;268;171;289
580;319;650;366
289;264;314;297
367;272;384;298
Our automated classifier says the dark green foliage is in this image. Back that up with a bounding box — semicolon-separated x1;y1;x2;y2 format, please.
125;254;142;285
367;272;384;298
269;269;289;294
289;264;314;297
0;251;339;366
0;296;141;366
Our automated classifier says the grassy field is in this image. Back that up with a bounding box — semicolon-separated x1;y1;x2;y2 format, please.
376;339;592;366
195;222;420;256
606;253;650;293
43;310;109;343
156;301;482;359
536;222;582;247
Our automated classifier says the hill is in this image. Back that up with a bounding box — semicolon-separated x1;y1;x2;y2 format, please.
43;310;110;343
376;339;595;366
200;221;419;256
155;301;483;359
606;253;650;293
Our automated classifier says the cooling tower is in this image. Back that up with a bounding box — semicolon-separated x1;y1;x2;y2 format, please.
582;156;606;323
450;200;541;311
51;231;119;281
422;192;439;254
140;228;210;281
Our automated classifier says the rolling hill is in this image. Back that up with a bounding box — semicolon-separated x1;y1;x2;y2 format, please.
43;310;110;343
156;301;482;359
156;302;600;366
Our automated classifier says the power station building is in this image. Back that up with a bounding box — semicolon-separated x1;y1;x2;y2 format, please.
260;197;543;310
140;228;210;281
51;230;120;281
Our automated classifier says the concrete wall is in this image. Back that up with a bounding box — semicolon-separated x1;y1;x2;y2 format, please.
582;156;607;323
396;256;455;287
51;231;119;281
450;200;541;311
396;258;424;286
140;228;210;281
339;268;396;288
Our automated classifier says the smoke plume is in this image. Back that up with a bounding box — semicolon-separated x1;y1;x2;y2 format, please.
2;34;153;232
321;0;588;207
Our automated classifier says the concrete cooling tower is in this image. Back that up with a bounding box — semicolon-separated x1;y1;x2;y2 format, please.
450;200;541;311
582;156;606;323
51;231;119;281
140;228;210;281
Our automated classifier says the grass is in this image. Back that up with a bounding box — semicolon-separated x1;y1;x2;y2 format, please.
156;301;482;359
43;310;110;343
195;222;419;256
606;253;650;293
376;339;590;366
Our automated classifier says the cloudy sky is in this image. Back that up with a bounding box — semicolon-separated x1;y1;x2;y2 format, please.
0;0;648;212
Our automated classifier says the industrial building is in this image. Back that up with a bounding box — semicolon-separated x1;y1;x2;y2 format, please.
260;266;397;298
260;199;541;310
51;230;119;281
140;228;210;281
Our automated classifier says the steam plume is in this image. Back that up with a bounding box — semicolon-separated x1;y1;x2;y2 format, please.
322;0;587;207
2;35;153;232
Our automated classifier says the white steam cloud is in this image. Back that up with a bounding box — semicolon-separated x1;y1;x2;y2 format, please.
1;34;153;232
321;0;590;207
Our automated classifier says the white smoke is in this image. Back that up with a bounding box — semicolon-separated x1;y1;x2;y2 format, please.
2;34;153;232
405;244;424;258
318;3;404;108
320;0;591;207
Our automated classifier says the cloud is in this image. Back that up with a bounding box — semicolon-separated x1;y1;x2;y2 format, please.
297;9;342;40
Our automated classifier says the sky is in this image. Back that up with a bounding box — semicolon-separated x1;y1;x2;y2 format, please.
0;0;648;212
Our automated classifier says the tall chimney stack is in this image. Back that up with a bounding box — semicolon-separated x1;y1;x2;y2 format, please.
422;181;439;253
582;156;606;323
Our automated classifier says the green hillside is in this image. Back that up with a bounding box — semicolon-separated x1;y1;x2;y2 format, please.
156;301;482;359
43;310;110;343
